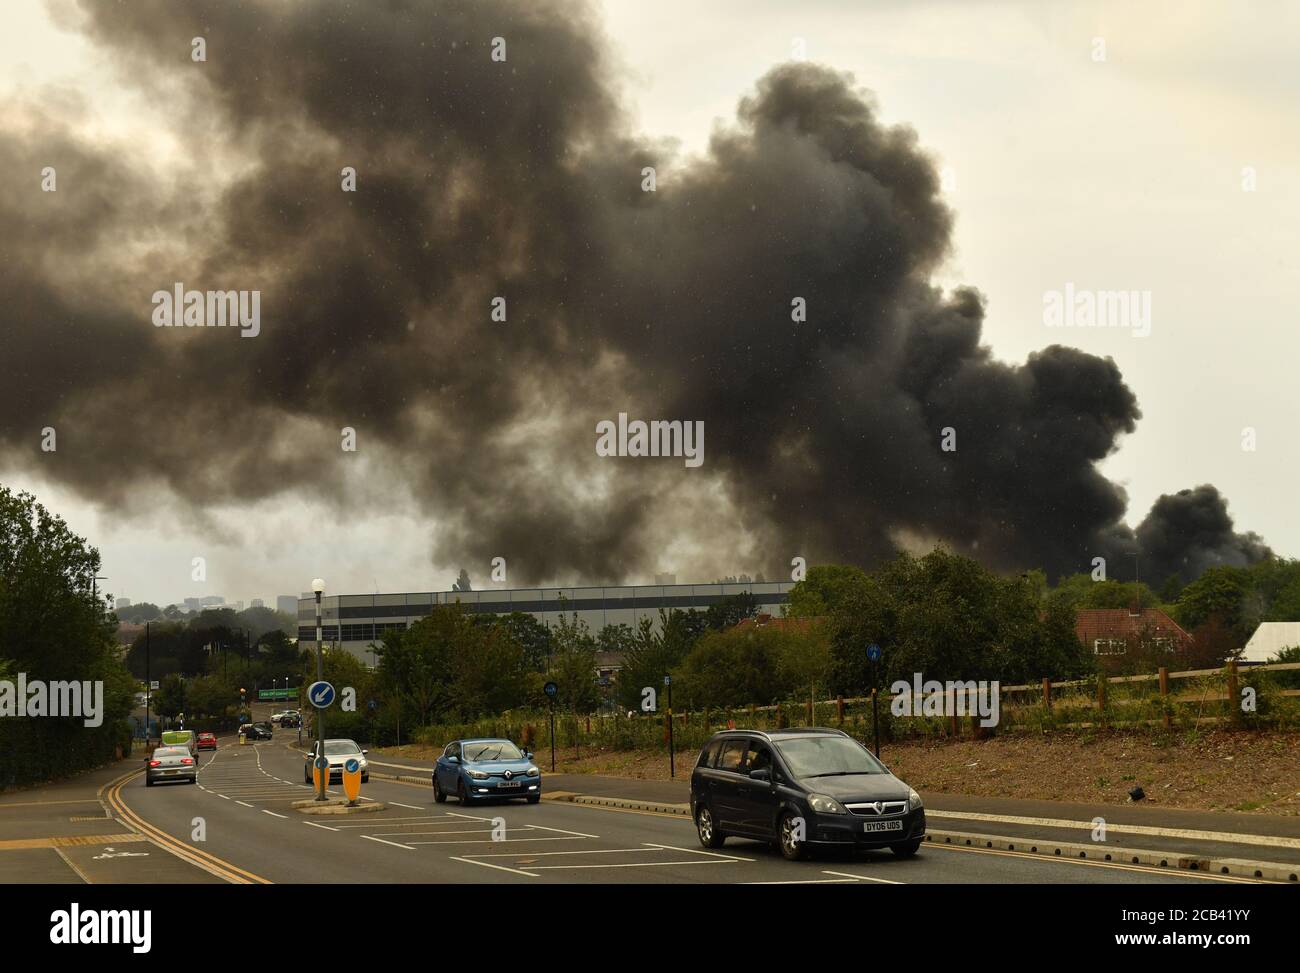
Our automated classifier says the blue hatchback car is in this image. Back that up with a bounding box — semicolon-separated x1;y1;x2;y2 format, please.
433;738;542;804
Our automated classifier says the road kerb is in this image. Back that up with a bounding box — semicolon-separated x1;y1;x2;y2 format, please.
925;829;1298;883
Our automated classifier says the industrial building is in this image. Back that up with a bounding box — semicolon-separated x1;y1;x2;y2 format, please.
297;581;793;662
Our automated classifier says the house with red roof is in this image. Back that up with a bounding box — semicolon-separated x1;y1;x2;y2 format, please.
1074;608;1192;656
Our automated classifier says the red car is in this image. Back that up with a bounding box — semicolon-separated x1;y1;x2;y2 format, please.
197;732;218;751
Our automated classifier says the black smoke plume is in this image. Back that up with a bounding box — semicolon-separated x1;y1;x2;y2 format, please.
0;0;1268;586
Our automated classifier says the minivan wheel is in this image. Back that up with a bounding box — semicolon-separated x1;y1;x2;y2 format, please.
890;839;922;858
778;812;808;861
695;806;725;849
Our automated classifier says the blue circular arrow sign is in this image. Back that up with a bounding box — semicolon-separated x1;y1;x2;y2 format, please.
867;643;882;662
307;680;336;709
543;681;558;698
344;757;360;774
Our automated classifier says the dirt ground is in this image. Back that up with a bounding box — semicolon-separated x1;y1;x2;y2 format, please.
381;730;1300;815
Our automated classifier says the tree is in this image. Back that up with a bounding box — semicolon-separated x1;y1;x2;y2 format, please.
375;607;460;727
1176;567;1250;636
548;610;601;714
704;593;758;630
676;625;793;708
479;612;551;672
154;674;185;720
115;602;163;623
0;485;136;783
786;564;871;617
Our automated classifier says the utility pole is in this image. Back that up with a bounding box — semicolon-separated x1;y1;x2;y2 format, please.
144;622;151;748
313;579;327;802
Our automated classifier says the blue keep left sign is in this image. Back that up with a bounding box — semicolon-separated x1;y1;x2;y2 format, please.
308;681;336;709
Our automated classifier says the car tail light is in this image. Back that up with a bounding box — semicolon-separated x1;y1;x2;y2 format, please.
149;760;161;767
181;757;194;765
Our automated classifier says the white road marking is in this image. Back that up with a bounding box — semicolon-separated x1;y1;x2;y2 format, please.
361;835;416;851
390;802;423;810
473;847;659;858
527;823;600;839
528;859;735;870
304;821;339;832
262;810;288;819
236;801;254;808
642;842;755;862
820;869;905;885
408;836;585;845
449;856;538;878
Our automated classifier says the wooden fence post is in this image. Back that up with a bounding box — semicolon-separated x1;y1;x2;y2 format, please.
948;689;958;737
1041;677;1051;710
1097;675;1107;724
1159;667;1170;729
837;695;845;724
1227;660;1239;722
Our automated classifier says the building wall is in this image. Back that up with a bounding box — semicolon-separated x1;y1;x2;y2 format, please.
298;581;793;663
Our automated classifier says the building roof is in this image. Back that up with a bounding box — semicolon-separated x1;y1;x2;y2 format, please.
1242;622;1300;662
1074;608;1191;646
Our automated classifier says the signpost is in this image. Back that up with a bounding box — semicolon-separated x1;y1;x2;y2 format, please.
867;643;882;758
543;681;558;773
308;679;335;802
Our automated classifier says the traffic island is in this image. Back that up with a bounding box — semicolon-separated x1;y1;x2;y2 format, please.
292;798;387;815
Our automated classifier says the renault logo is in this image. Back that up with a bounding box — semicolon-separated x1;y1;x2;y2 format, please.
503;770;513;780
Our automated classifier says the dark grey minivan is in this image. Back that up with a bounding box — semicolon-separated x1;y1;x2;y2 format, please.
690;727;925;861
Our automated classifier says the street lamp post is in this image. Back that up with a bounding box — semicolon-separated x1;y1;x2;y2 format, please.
313;578;327;801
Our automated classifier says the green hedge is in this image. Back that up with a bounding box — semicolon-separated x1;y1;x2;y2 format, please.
0;717;134;790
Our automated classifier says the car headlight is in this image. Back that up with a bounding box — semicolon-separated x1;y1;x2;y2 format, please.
526;767;540;777
468;769;489;780
908;788;923;810
808;793;848;815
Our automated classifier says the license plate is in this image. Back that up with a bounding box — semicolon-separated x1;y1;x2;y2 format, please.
164;769;177;775
496;781;521;789
863;820;903;833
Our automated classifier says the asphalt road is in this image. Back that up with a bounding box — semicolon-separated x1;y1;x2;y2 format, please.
97;734;1252;885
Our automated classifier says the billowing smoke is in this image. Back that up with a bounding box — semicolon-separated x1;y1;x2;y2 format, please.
1134;486;1271;585
0;0;1268;586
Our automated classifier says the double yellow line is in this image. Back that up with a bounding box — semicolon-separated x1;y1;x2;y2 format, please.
101;770;272;884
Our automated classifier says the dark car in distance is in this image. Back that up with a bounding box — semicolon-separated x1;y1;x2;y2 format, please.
239;722;273;741
690;727;926;861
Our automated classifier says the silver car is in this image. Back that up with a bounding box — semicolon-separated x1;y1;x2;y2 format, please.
145;746;197;786
304;738;370;784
